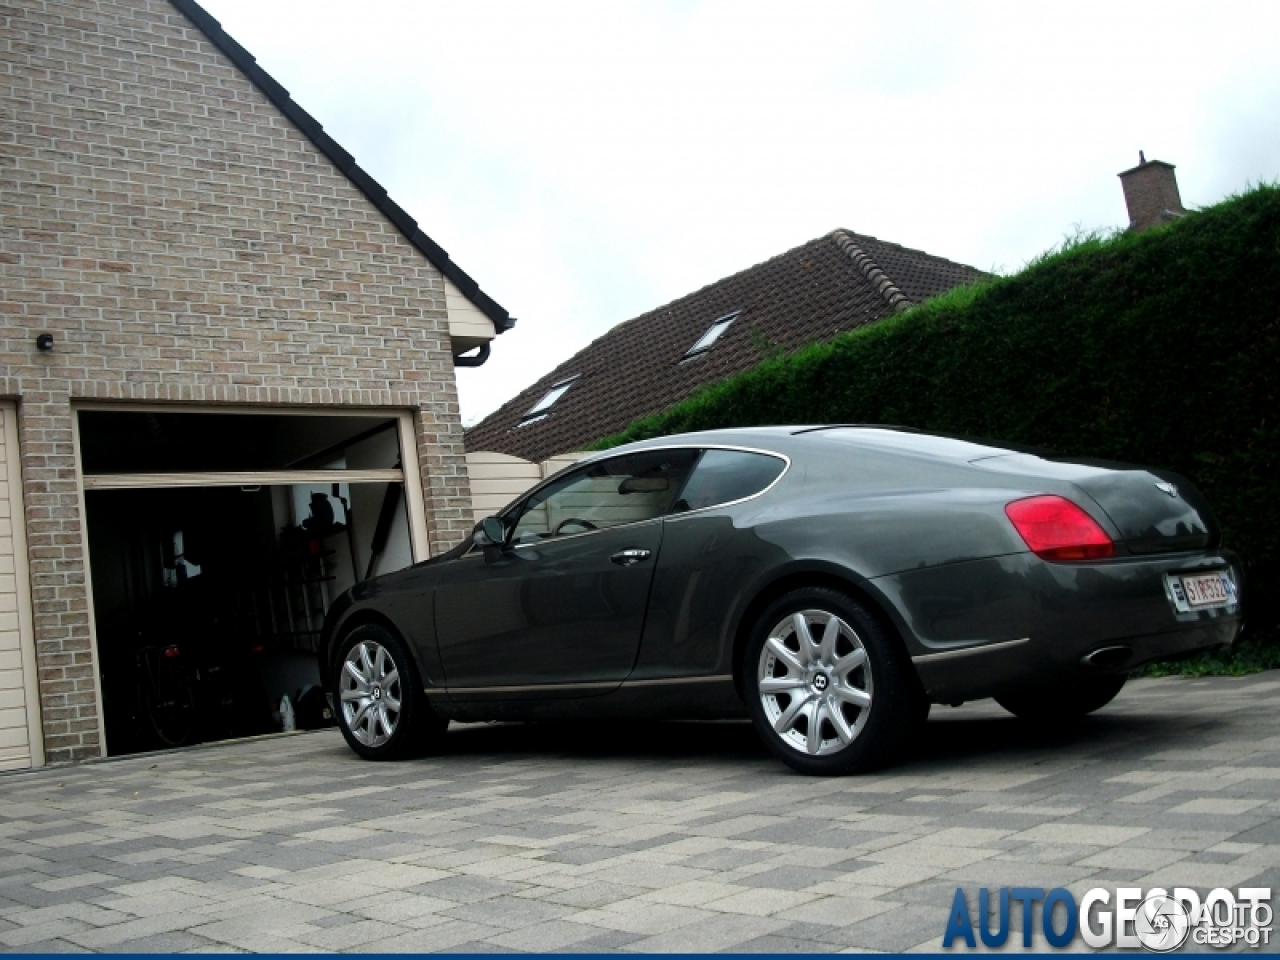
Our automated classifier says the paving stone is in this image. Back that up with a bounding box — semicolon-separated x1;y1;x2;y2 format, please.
482;918;608;952
410;875;529;903
625;912;786;952
732;932;833;953
0;938;91;953
541;882;646;909
823;903;944;951
90;930;219;953
434;940;521;953
359;919;506;952
440;895;573;929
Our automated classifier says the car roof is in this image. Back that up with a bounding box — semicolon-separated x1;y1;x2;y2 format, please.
595;425;1015;463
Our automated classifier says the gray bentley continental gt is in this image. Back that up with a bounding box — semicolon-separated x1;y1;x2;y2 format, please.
321;426;1243;775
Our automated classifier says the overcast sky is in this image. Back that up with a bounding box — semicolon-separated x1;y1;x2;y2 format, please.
200;0;1280;426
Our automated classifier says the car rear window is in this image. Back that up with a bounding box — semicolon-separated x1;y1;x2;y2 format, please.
671;449;785;513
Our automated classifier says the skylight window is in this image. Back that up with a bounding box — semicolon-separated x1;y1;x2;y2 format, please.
519;376;580;425
683;311;741;359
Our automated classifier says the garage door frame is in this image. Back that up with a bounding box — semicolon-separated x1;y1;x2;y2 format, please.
71;403;432;758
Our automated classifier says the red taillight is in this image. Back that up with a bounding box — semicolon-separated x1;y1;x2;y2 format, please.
1005;495;1114;562
162;645;181;658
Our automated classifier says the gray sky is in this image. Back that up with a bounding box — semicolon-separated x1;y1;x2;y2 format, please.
200;0;1280;425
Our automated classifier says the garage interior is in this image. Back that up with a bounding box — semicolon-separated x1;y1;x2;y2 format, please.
78;410;419;756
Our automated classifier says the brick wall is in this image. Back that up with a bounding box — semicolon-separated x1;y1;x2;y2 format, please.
0;0;475;761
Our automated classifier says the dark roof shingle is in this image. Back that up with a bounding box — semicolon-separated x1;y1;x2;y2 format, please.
465;230;985;461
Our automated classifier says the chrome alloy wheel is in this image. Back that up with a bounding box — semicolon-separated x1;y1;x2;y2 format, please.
757;609;874;756
339;640;403;748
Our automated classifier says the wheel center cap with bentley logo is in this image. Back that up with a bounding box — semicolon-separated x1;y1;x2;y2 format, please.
813;673;830;692
371;686;382;700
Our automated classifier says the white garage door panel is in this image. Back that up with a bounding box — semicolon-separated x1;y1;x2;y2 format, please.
0;685;25;708
0;708;28;737
0;403;41;771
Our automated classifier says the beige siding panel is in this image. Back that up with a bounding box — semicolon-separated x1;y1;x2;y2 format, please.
541;453;589;480
0;708;28;740
0;404;40;769
446;277;497;355
464;450;596;523
0;687;25;709
465;451;543;523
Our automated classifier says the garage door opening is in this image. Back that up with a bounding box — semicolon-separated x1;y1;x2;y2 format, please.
78;409;424;757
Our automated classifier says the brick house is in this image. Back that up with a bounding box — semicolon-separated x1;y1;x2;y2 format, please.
1;0;515;765
464;231;985;517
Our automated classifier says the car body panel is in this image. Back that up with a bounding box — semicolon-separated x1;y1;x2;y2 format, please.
434;519;664;698
875;548;1242;701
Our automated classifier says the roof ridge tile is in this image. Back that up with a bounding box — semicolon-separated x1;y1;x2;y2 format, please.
829;229;912;314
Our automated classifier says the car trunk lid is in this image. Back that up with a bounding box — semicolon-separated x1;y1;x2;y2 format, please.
971;453;1216;555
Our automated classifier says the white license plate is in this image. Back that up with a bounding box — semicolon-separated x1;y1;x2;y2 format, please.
1166;571;1237;613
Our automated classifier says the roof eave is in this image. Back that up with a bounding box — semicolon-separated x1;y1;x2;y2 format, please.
168;0;515;333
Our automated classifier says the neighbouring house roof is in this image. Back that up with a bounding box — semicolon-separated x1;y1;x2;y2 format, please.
464;230;986;462
170;0;514;333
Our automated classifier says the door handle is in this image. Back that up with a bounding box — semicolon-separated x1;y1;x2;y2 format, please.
611;548;651;566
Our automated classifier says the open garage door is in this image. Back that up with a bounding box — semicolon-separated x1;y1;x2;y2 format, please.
0;403;42;771
76;408;428;757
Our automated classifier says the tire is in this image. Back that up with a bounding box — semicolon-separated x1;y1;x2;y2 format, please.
995;674;1126;725
742;587;926;776
333;623;446;760
142;677;196;748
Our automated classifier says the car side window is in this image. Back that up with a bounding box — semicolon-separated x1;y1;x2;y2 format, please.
670;449;785;513
510;449;699;544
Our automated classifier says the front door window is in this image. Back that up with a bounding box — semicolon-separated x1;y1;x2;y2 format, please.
511;449;698;544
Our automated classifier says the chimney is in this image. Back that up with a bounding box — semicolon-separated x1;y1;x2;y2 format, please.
1118;152;1186;232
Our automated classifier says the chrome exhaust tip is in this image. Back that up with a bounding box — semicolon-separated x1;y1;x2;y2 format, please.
1080;645;1134;669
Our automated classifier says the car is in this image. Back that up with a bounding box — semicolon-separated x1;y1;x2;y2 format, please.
320;426;1243;775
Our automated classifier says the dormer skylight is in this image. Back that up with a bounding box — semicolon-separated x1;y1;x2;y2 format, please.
519;375;580;425
683;310;741;359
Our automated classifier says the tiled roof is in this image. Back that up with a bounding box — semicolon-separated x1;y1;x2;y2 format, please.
465;230;986;461
170;0;514;333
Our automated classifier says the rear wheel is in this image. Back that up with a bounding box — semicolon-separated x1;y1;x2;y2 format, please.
334;623;446;760
995;675;1126;724
743;587;925;775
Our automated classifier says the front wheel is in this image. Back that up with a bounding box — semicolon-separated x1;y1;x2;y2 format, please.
334;624;446;760
995;675;1126;725
742;587;925;776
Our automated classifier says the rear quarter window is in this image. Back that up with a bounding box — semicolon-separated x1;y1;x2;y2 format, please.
671;449;786;513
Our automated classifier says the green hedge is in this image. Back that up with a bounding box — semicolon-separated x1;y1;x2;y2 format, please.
595;185;1280;627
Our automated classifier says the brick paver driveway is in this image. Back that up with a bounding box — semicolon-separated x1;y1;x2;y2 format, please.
2;674;1278;953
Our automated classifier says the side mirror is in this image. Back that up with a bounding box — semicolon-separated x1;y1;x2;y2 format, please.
473;516;507;548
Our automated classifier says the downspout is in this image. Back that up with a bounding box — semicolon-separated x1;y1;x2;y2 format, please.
454;343;490;367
